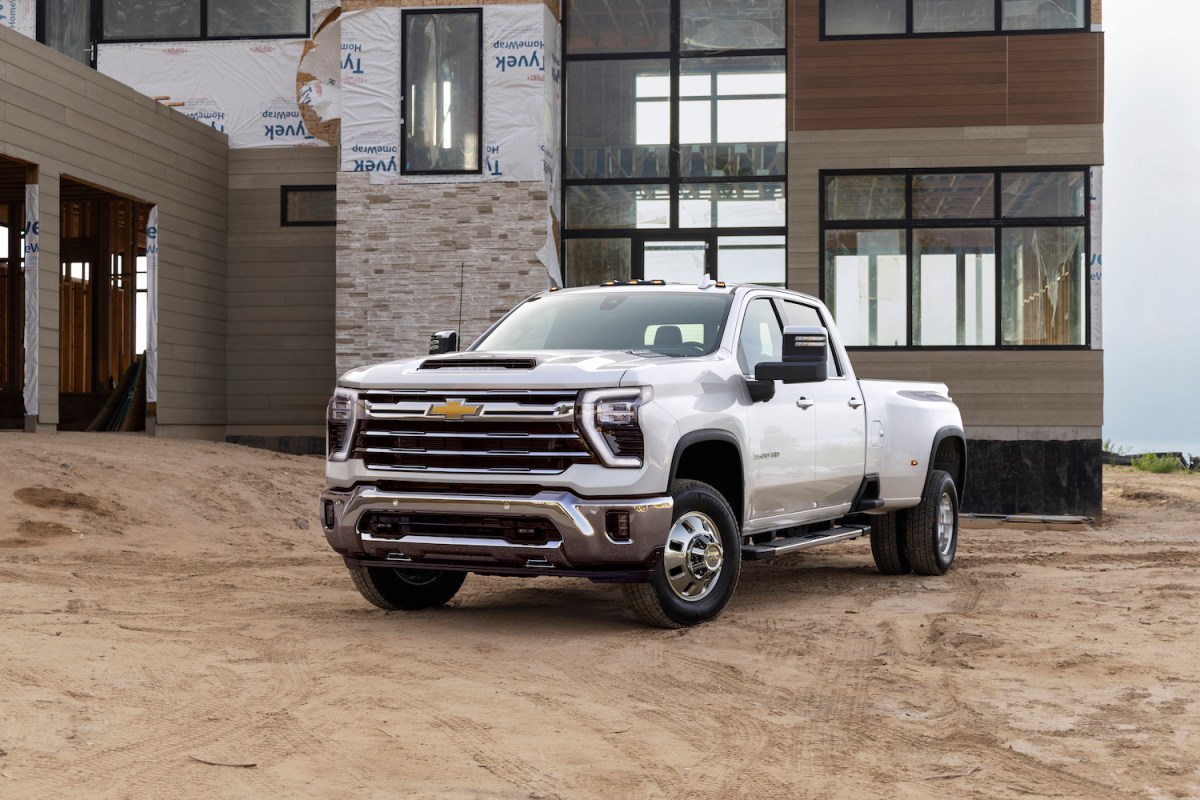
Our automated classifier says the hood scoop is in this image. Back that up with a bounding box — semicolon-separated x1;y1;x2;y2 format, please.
418;357;538;371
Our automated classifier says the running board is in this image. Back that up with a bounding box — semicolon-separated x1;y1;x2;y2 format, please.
741;524;870;561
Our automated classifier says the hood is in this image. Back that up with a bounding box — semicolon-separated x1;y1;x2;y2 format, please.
338;349;682;390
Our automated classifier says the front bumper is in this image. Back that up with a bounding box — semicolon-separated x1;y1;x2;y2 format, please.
319;485;673;580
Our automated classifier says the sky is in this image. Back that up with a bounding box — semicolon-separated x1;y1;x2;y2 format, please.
1102;0;1200;456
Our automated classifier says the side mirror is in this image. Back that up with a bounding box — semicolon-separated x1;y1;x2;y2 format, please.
428;330;458;354
754;326;829;384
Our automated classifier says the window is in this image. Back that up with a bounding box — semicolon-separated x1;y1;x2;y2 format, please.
821;168;1088;347
403;9;482;175
822;0;1087;37
100;0;308;41
281;185;336;227
563;0;787;287
738;298;782;375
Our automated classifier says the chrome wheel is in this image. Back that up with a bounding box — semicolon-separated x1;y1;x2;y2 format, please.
662;511;724;602
936;492;955;559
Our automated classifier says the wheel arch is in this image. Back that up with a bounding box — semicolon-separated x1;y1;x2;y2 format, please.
928;426;967;499
669;430;744;526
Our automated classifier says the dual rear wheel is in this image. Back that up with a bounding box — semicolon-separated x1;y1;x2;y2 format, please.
869;469;959;576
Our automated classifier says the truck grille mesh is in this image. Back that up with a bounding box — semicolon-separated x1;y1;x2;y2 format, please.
353;390;597;474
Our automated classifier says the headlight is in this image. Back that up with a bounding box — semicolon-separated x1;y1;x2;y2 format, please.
327;388;358;461
578;388;649;468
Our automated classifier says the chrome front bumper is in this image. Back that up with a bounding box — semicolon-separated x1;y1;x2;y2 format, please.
319;485;673;576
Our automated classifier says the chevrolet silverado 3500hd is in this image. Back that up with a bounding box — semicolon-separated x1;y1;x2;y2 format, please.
320;280;966;627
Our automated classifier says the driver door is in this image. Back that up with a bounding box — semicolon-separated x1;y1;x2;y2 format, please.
739;296;819;525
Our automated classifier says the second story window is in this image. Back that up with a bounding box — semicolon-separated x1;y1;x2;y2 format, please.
821;168;1090;348
402;9;482;175
100;0;309;41
822;0;1087;38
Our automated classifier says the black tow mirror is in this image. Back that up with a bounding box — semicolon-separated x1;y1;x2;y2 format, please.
754;326;829;384
428;330;458;354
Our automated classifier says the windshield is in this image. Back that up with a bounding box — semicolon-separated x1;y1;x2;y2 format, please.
474;291;734;355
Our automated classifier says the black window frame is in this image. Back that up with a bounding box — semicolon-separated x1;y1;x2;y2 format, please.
561;0;788;287
819;166;1091;351
400;7;484;177
280;184;336;228
819;0;1091;40
80;0;312;45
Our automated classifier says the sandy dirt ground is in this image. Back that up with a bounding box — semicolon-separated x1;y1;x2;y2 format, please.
0;432;1197;799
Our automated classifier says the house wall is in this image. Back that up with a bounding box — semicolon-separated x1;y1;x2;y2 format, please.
788;123;1104;517
335;175;551;376
0;23;230;437
789;0;1104;130
226;148;337;454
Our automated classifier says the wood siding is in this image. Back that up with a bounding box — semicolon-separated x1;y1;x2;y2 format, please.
790;0;1104;130
226;149;336;438
0;24;229;430
850;349;1103;432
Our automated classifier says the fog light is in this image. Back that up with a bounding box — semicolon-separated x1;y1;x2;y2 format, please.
606;511;631;541
322;500;336;529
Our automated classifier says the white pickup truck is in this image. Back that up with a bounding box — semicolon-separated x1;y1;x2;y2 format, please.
319;280;966;627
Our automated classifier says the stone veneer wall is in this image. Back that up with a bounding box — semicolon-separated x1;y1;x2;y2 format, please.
335;174;552;376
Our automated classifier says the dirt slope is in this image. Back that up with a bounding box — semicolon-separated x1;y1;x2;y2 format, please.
0;432;1197;799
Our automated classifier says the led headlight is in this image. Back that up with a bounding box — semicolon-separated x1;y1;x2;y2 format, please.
579;388;649;468
326;388;359;461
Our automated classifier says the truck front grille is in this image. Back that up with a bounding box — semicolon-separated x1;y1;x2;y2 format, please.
353;390;597;474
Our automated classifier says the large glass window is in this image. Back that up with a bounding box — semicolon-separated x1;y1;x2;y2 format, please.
681;0;785;50
824;230;907;347
1001;226;1086;345
913;228;995;345
403;10;482;174
566;60;671;180
823;0;1086;37
821;168;1089;348
565;0;670;55
101;0;307;41
824;0;905;36
1002;0;1086;31
564;1;786;286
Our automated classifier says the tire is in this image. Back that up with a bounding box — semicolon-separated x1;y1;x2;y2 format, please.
622;479;741;628
348;565;466;611
904;469;959;576
869;511;911;575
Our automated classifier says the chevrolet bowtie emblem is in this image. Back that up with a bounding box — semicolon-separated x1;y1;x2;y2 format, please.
427;399;483;420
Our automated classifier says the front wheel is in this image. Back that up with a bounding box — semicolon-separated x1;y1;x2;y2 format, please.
348;565;466;610
904;469;959;576
622;479;741;628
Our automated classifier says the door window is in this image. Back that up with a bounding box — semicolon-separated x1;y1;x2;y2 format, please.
737;297;781;375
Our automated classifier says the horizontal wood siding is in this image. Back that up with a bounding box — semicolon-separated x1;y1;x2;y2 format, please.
850;350;1103;431
1008;34;1104;125
226;149;336;435
790;0;1103;131
0;24;229;430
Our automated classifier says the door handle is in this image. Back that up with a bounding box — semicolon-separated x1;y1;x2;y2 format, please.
848;397;863;409
797;397;815;410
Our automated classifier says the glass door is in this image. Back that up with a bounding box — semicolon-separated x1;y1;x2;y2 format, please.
40;0;96;67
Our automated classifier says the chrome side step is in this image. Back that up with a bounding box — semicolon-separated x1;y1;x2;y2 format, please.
741;524;869;561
